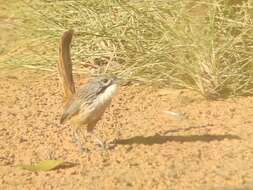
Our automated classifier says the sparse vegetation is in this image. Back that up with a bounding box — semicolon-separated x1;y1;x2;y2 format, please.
1;0;253;98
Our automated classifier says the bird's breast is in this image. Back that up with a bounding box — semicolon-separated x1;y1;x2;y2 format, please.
78;83;118;125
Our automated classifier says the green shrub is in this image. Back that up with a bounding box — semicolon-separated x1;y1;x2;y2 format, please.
2;0;253;98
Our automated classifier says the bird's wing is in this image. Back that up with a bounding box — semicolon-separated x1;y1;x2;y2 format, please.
60;95;81;124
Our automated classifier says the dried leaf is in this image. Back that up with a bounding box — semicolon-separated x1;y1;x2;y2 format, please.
18;160;65;172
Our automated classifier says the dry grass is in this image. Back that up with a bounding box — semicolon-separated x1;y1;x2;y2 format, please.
1;0;253;98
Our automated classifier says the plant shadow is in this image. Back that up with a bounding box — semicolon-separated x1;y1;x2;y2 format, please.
55;162;79;170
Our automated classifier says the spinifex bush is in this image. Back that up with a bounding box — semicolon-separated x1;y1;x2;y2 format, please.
4;0;253;98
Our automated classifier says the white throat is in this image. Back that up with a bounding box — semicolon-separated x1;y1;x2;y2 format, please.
97;83;118;105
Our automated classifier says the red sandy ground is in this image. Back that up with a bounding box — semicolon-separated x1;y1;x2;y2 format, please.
0;68;253;190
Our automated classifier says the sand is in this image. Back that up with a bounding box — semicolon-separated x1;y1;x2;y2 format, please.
0;68;253;190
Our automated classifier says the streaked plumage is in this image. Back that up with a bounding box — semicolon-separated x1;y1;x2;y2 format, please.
60;76;118;132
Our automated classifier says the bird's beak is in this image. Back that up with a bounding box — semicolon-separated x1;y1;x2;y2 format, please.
112;76;121;84
110;76;128;86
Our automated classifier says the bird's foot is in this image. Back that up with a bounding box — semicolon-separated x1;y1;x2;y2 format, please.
94;138;108;150
94;139;116;151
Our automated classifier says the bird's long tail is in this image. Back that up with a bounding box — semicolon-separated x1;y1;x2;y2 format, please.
58;29;75;101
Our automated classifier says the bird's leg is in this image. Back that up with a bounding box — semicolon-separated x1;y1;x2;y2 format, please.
92;133;107;149
87;124;107;150
73;128;89;153
88;125;116;151
73;128;84;152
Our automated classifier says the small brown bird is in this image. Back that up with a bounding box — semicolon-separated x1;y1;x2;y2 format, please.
58;30;119;152
60;75;119;151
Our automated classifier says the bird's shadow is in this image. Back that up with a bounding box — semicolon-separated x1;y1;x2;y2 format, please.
114;134;240;145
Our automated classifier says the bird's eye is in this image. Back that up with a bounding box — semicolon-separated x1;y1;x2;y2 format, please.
102;78;109;84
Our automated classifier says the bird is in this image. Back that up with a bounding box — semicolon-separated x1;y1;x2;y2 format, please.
60;75;119;152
